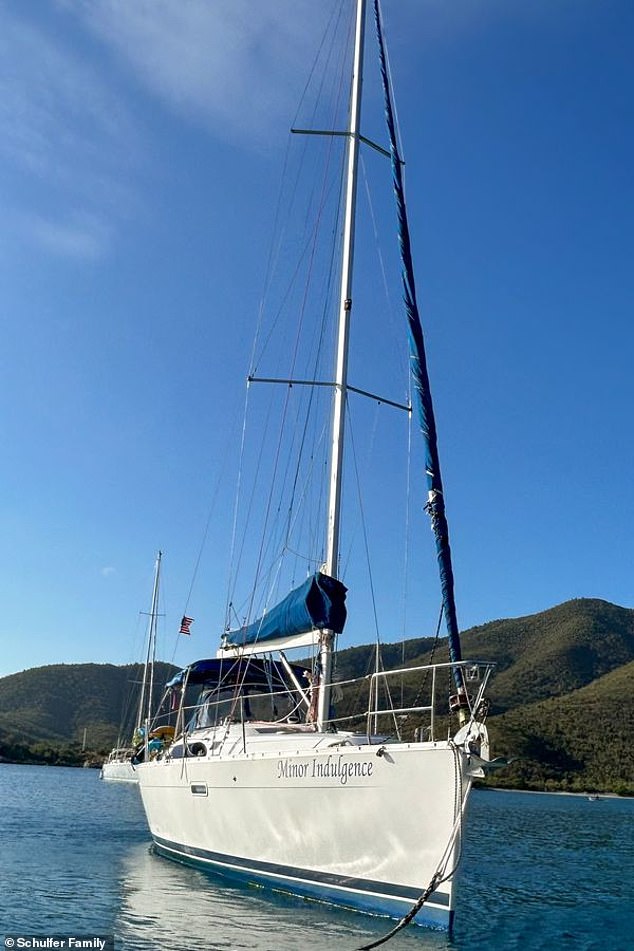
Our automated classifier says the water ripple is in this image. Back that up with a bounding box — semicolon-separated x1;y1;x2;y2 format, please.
1;768;632;951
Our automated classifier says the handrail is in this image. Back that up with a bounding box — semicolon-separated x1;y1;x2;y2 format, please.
368;659;494;680
365;660;495;740
147;659;496;746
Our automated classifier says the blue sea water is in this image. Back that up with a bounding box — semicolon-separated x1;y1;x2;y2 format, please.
1;765;632;950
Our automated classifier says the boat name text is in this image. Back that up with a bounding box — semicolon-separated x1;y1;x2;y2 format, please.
276;754;374;785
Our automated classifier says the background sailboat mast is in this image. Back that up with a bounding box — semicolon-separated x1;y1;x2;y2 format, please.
135;550;162;733
318;0;366;730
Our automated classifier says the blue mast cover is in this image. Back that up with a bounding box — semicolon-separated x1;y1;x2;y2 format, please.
225;572;347;648
373;0;463;682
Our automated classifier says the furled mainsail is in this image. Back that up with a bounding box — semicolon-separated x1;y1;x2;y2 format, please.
223;572;347;649
373;0;463;687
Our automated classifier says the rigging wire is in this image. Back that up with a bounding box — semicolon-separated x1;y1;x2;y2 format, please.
164;405;244;665
228;9;355;630
359;150;409;388
168;14;353;652
225;380;254;630
337;397;405;730
113;609;146;746
401;384;413;707
249;3;344;374
346;398;381;639
251;3;350;374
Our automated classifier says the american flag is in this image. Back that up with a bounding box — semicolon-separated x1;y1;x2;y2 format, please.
179;615;194;635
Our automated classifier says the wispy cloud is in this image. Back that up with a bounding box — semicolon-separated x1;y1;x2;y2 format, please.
101;566;116;578
68;0;330;146
0;1;331;259
0;4;141;259
18;211;112;261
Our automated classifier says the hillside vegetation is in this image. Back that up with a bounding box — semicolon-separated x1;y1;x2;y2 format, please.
331;598;634;794
488;660;634;794
0;661;177;763
0;598;632;793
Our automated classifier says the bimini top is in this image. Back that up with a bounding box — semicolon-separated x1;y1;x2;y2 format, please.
165;657;310;691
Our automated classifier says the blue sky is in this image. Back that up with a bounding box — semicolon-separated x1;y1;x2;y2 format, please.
1;0;633;679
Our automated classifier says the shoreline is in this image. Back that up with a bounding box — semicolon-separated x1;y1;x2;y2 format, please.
483;786;632;800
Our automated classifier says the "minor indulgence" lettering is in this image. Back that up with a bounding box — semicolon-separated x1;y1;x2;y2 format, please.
276;754;374;785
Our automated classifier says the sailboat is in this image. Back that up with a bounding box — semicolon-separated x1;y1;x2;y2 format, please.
136;0;499;933
101;551;165;783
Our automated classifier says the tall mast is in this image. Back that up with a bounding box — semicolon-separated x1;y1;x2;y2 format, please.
135;550;162;733
317;0;366;730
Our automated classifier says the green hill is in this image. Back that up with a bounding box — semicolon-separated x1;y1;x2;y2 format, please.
487;660;634;794
0;661;177;762
460;598;634;711
330;598;634;793
1;598;632;791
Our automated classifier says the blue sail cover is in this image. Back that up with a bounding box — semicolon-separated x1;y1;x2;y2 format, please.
225;572;347;648
373;1;463;688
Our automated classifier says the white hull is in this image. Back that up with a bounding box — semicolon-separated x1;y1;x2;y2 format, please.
101;759;138;783
137;730;474;928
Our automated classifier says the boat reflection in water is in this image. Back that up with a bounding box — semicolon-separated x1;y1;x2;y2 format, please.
114;842;436;951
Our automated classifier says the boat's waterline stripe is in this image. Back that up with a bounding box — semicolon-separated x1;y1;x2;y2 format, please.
152;835;450;909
